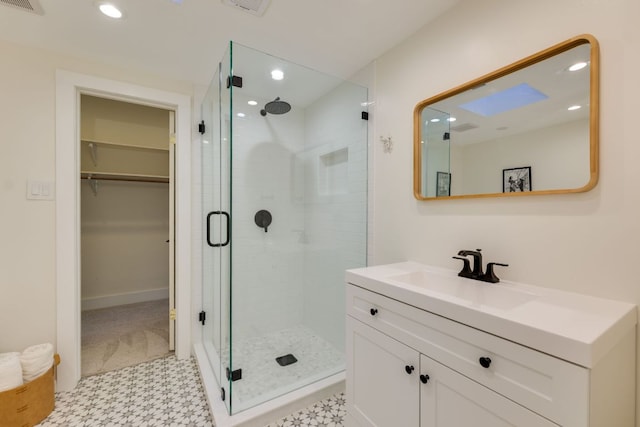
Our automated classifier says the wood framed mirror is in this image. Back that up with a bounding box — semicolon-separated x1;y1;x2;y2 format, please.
413;34;599;200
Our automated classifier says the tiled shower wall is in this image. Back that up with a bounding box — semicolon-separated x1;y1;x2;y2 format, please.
230;92;307;341
200;79;367;357
301;83;368;352
230;84;367;347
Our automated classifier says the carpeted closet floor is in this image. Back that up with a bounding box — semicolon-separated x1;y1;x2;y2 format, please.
81;299;170;377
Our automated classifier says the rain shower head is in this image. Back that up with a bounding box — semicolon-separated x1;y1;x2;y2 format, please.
260;97;291;116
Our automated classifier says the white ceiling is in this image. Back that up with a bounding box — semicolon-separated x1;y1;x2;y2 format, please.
0;0;460;86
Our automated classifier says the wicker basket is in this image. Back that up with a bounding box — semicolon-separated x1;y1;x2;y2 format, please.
0;354;60;427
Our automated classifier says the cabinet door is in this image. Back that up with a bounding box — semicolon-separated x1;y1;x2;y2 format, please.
419;355;559;427
346;317;420;427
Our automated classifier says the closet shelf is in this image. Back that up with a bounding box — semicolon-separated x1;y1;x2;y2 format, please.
81;171;169;184
81;139;169;152
80;140;170;179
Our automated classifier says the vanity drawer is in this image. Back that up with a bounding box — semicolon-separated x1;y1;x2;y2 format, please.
346;284;589;426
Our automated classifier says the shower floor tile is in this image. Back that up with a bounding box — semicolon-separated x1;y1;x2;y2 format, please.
220;326;345;412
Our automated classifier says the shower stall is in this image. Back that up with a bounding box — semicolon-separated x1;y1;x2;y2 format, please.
198;42;368;419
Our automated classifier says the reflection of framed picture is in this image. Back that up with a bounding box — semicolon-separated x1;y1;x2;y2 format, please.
503;166;531;192
436;171;451;197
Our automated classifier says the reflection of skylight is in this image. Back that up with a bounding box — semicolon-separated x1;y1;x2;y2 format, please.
459;83;548;117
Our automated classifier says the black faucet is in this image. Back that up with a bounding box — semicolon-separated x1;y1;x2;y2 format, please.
454;249;509;283
457;249;484;278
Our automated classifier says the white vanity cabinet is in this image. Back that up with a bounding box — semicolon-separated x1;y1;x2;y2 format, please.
347;316;558;427
419;354;557;427
345;263;637;427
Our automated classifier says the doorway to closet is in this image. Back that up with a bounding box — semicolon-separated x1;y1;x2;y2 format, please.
79;95;175;377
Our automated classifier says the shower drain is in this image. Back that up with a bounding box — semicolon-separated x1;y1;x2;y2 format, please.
275;353;298;367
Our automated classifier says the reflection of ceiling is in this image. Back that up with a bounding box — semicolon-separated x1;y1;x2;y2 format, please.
423;43;591;146
0;0;460;86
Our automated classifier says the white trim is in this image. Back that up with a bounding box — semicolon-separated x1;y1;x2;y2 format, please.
55;70;192;391
81;288;170;311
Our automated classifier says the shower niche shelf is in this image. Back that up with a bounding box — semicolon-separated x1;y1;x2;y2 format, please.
319;147;349;196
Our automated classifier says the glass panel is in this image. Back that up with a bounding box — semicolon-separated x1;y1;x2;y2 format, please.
227;42;368;413
420;108;451;198
201;61;222;387
201;43;232;413
220;42;233;413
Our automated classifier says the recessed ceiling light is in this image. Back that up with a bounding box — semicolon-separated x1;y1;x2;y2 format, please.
568;105;582;111
237;112;246;117
430;118;440;123
447;117;457;122
248;100;258;106
569;62;588;71
271;69;284;80
98;3;123;19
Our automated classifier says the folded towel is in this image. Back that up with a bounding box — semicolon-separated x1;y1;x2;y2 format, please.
0;352;23;392
20;343;54;382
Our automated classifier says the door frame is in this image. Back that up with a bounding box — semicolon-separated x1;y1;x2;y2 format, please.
55;70;192;391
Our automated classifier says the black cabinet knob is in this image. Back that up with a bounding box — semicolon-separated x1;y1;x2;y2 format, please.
420;374;430;384
370;308;378;316
479;357;492;368
405;365;415;375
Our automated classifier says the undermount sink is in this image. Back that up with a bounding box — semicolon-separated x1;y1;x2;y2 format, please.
388;270;537;310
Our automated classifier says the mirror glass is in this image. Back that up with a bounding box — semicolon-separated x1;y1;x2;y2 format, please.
414;35;599;200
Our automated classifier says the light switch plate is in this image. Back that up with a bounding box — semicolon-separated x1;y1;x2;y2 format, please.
27;180;54;200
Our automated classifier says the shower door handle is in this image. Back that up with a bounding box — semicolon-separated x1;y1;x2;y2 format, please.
206;211;230;247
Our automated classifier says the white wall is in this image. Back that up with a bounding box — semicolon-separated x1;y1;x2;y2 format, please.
0;38;192;353
457;119;589;194
80;180;170;308
372;0;640;421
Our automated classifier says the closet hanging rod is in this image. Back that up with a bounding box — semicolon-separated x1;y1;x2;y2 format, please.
80;173;169;184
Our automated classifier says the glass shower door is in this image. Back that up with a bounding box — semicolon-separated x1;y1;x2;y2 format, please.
201;56;232;413
226;42;368;414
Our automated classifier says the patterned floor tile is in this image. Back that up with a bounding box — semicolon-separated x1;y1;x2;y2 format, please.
36;354;347;426
266;393;346;427
38;355;213;427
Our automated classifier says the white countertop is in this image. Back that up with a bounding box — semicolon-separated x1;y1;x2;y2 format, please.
345;261;637;368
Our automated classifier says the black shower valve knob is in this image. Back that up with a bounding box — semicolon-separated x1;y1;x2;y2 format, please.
254;209;272;232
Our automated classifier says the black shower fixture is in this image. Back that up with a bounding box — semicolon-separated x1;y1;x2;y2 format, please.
260;97;291;116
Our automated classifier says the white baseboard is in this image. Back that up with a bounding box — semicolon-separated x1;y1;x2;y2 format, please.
82;287;169;311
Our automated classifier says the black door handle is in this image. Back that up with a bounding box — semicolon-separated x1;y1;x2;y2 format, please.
405;365;414;375
420;374;430;384
206;211;230;247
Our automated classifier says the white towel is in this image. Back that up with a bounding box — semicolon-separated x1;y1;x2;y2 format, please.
0;352;23;392
20;343;54;382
